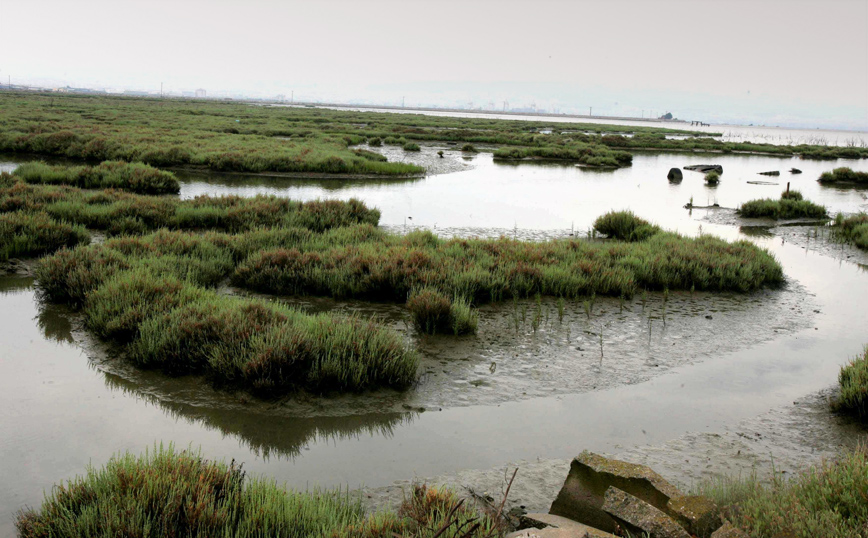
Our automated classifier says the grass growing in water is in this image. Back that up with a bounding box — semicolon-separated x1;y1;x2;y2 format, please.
700;444;868;538
593;210;661;241
14;160;180;194
818;167;868;185
16;444;502;538
234;227;784;303
36;230;418;395
0;172;380;235
738;192;828;220
0;211;90;262
407;287;478;335
403;142;421;152
831;213;868;250
832;345;868;418
705;170;720;185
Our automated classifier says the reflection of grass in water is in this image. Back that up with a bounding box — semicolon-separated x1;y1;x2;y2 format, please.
100;368;416;460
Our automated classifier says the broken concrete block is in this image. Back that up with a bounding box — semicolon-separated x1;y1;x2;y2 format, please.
667;495;723;538
711;521;750;538
517;513;618;538
549;451;682;533
602;487;690;538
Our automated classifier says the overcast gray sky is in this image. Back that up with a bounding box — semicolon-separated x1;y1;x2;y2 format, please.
1;0;866;129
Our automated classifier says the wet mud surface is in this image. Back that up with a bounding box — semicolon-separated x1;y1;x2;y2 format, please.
362;389;868;516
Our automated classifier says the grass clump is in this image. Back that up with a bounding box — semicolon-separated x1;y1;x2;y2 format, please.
818;167;868;185
17;445;502;538
780;189;804;201
407;288;478;335
705;170;720;184
738;193;828;220
14;160;180;194
832;346;868;418
0;173;380;235
700;444;868;538
0;211;89;262
460;144;478;152
493;143;632;168
403;142;421;152
593;210;662;241
36;231;418;395
831;213;868;250
234;225;784;303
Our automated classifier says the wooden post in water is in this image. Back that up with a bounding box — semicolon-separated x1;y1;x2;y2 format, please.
786;181;790;194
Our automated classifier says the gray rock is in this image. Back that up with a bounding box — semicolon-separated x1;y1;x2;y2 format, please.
667;168;683;181
684;164;723;174
790;168;803;174
549;452;682;533
602;487;690;538
667;495;722;538
710;521;750;538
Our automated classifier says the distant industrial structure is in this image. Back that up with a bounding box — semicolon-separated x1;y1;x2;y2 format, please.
195;89;206;98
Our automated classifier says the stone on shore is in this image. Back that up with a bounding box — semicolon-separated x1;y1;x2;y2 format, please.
549;452;682;533
601;487;690;538
710;521;750;538
667;495;722;538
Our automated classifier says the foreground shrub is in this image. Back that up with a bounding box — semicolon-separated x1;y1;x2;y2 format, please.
16;446;501;538
593;211;662;241
407;288;478;335
818;167;868;185
833;346;868;418
700;444;868;538
15;444;364;538
0;211;89;261
832;212;868;250
739;194;828;220
14;160;180;195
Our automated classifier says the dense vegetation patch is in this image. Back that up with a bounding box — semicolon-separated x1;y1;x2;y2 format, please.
593;211;661;242
233;227;784;302
704;170;720;185
833;346;868;418
492;144;632;168
407;287;478;335
0;171;379;236
701;444;868;538
831;213;868;250
738;191;828;220
0;211;89;262
16;445;501;538
36;229;417;395
818;166;868;185
14;160;180;194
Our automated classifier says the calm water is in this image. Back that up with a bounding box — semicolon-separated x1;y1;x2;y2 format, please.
1;150;868;535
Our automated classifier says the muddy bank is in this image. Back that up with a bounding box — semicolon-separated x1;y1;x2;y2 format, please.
361;388;867;516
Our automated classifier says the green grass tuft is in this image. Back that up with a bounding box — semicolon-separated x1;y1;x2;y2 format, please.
14;160;180;194
833;346;868;418
818;167;868;185
593;210;662;241
699;444;868;538
739;194;828;220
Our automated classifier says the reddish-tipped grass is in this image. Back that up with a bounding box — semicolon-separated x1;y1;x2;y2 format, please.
833;346;868;418
593;210;661;241
407;287;478;335
0;210;90;261
739;193;828;220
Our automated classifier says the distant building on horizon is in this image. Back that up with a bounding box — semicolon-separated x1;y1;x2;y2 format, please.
195;89;207;98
